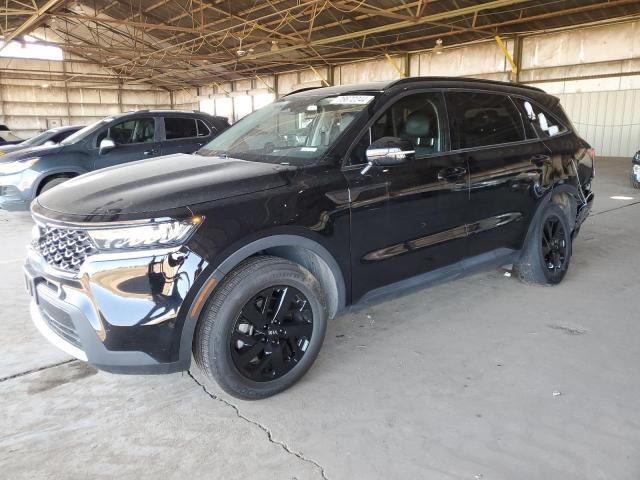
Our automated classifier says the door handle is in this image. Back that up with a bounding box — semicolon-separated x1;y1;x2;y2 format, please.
531;154;551;166
437;166;467;182
143;149;157;156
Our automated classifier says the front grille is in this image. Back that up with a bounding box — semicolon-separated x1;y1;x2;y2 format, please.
32;225;97;273
38;297;82;349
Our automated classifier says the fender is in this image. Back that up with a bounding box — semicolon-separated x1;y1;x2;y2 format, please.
33;167;88;197
176;233;348;369
520;181;582;253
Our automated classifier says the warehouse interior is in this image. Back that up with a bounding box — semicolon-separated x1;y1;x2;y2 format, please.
2;1;640;479
2;1;639;155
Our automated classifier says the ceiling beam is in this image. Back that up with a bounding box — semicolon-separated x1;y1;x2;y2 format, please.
129;0;537;84
0;0;69;52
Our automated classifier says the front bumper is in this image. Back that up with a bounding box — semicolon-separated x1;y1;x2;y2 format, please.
0;173;32;210
631;163;640;185
25;243;207;374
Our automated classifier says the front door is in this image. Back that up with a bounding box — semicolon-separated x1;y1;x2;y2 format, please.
343;91;470;301
92;116;160;170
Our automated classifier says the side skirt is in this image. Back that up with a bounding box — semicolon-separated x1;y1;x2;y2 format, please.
352;248;519;311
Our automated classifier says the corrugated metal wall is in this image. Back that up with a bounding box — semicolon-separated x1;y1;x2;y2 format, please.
197;20;640;158
558;90;640;157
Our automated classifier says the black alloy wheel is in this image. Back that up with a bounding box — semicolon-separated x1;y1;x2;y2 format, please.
230;286;314;382
541;214;568;276
514;203;572;285
194;256;327;399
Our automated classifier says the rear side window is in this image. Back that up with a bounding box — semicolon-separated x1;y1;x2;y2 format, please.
520;99;566;138
196;119;211;137
446;92;525;149
165;117;197;139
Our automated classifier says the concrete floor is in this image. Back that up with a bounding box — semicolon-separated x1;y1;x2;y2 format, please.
1;157;639;480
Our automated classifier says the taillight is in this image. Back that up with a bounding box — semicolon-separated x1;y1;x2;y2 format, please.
588;148;596;176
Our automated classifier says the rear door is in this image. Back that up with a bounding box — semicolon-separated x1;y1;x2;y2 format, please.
160;116;210;155
92;116;161;170
343;90;470;301
445;90;547;258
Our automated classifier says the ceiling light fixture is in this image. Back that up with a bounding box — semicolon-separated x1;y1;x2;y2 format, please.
434;38;444;55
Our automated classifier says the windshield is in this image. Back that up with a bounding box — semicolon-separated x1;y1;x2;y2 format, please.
21;130;55;146
199;92;377;164
60;119;110;145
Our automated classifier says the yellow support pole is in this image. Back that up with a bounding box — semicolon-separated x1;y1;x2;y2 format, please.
309;65;331;86
384;53;406;78
495;35;518;82
255;74;276;93
212;81;231;96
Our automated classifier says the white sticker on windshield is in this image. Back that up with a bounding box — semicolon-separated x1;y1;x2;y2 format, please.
329;95;374;105
300;147;317;152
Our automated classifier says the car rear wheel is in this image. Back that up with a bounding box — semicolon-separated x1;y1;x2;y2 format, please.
514;203;572;285
194;256;327;399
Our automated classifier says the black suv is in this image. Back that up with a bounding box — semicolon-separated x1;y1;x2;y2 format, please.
0;110;229;210
25;78;594;399
632;150;640;188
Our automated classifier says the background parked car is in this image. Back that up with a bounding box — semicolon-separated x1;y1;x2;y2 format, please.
0;125;84;157
631;150;640;188
0;110;230;210
0;125;23;145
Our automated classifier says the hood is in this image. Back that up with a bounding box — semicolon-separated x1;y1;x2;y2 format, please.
36;153;293;217
0;144;63;163
0;143;26;156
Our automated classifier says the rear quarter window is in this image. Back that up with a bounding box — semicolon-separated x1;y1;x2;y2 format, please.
519;99;567;138
196;119;211;137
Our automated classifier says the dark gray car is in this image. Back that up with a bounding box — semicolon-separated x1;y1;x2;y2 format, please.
0;110;230;210
0;125;84;157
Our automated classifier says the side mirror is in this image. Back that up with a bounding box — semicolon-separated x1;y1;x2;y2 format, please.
99;138;116;155
362;137;414;174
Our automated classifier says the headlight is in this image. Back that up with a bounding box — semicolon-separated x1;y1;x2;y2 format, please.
87;218;202;250
0;158;39;175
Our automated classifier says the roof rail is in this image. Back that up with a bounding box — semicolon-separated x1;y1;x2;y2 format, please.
387;76;545;93
281;86;323;97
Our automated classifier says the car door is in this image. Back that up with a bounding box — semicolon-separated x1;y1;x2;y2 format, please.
445;90;547;259
160;117;209;155
343;90;470;301
92;116;160;170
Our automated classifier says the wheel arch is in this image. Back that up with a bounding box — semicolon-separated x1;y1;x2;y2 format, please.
214;234;346;318
522;183;582;250
177;234;347;368
34;169;85;196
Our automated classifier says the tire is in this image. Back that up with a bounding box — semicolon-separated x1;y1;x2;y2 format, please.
194;256;328;400
39;176;70;195
514;203;572;285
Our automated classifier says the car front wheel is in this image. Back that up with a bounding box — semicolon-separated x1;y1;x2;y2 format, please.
194;256;328;399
